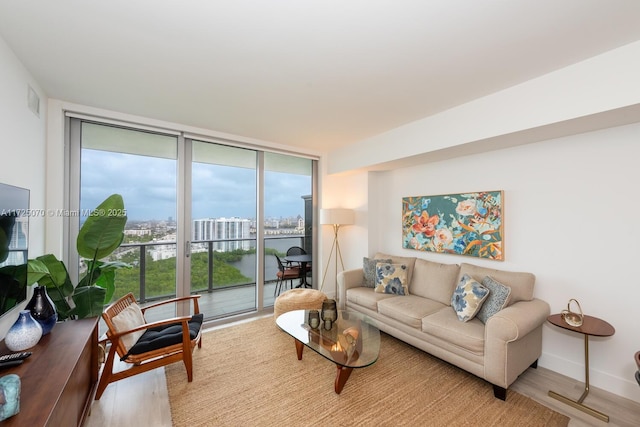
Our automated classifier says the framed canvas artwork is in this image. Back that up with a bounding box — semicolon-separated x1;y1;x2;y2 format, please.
402;190;504;260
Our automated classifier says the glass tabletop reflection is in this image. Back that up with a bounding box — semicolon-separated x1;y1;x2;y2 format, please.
276;309;380;369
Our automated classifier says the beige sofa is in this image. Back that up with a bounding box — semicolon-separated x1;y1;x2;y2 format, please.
337;253;550;399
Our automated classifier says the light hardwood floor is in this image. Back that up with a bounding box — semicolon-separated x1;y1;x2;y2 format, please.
86;319;640;427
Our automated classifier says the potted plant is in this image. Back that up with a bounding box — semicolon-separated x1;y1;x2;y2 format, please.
27;194;130;320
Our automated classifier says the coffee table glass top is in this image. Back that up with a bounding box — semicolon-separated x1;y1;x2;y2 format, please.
276;309;380;369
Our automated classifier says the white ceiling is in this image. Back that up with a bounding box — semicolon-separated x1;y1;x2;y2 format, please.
1;0;640;152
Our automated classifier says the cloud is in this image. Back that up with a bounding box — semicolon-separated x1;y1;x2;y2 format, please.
81;150;311;221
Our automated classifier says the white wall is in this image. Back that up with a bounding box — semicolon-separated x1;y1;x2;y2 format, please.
330;123;640;402
0;36;47;336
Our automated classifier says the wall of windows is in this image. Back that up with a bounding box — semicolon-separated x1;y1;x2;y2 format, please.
68;118;316;321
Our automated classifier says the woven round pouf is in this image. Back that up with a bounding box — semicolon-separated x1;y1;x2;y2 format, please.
273;289;327;320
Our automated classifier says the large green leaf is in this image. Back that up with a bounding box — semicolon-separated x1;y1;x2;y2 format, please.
77;194;127;260
71;285;107;318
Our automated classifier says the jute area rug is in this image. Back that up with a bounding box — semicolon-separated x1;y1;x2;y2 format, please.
166;316;568;427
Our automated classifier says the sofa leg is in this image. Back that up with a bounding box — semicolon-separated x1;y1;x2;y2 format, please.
530;359;538;369
493;385;507;401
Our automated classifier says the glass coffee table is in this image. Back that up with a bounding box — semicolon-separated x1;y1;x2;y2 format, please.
276;309;380;394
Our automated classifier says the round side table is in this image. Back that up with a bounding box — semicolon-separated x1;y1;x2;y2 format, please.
547;313;615;423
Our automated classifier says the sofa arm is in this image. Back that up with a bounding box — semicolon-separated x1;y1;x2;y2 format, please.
484;298;550;389
486;298;550;342
337;268;364;309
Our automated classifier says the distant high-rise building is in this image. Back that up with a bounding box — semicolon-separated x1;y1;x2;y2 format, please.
192;217;251;251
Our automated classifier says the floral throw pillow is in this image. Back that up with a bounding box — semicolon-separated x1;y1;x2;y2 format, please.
363;257;392;288
451;274;489;322
374;263;409;295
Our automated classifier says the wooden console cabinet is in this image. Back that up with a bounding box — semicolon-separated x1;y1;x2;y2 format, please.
0;317;99;426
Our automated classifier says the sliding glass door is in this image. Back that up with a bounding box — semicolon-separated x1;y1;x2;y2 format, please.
190;141;257;318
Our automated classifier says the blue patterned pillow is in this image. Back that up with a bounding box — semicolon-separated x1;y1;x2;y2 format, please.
363;257;392;288
451;274;489;322
476;276;512;324
374;263;409;295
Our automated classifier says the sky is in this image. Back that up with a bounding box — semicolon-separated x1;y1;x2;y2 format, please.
80;150;311;222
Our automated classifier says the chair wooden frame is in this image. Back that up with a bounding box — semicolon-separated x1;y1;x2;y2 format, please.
95;292;203;400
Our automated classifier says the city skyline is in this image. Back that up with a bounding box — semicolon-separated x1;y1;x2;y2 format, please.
80;150;311;222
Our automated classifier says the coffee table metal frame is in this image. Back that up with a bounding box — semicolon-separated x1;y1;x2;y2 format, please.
276;309;380;394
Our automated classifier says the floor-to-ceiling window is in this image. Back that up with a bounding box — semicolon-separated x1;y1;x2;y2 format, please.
69;118;316;322
263;152;313;305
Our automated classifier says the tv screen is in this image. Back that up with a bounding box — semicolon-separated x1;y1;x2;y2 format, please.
0;183;29;318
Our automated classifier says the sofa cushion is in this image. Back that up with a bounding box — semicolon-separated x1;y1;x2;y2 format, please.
457;263;535;304
378;295;446;329
422;307;485;355
362;257;392;288
374;252;417;286
410;258;460;305
346;287;396;311
451;274;489;322
475;276;511;324
374;263;409;295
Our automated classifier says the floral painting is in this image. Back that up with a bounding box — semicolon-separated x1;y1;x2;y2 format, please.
402;191;504;260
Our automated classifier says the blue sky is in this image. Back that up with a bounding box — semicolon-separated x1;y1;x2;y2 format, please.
81;150;311;221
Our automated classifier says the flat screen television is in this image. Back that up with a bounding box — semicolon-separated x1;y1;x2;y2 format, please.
0;183;29;318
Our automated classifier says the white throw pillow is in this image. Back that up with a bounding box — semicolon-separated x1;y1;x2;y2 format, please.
111;303;147;351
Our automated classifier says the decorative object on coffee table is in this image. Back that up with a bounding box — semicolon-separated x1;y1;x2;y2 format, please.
0;374;20;421
321;299;337;330
307;310;320;329
4;310;42;352
26;285;57;335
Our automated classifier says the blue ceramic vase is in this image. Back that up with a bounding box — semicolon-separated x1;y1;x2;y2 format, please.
26;285;57;335
4;310;43;352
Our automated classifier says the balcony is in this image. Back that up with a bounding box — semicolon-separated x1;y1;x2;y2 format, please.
103;235;311;326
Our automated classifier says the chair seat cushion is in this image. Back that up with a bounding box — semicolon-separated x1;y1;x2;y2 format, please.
125;313;203;358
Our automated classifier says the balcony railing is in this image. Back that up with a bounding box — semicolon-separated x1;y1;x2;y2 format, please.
107;235;311;316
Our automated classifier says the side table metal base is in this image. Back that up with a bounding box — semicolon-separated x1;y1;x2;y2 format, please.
548;390;609;423
548;333;609;423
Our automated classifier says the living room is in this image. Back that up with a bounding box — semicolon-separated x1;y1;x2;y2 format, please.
1;1;640;425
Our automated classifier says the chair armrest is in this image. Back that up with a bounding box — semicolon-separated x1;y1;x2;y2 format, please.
337;268;364;309
485;298;550;342
141;294;201;314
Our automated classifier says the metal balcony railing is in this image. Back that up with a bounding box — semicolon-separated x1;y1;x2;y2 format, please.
108;235;310;308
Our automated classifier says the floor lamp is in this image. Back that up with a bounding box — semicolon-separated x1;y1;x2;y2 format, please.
319;208;355;293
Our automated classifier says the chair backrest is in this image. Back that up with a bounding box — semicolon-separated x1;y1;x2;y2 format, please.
286;246;307;256
274;254;287;272
102;292;140;357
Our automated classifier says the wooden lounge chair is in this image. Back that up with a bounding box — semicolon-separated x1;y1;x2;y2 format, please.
96;292;203;400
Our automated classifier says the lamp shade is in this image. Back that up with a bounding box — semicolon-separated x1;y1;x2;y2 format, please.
320;208;354;226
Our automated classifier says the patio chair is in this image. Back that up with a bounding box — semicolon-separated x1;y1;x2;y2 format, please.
275;254;301;296
96;292;203;400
